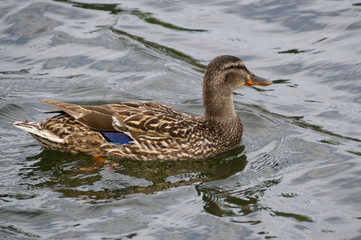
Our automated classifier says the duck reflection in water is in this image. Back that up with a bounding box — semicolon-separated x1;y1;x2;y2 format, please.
24;145;247;199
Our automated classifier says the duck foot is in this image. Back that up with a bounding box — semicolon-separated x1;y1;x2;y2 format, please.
77;154;119;172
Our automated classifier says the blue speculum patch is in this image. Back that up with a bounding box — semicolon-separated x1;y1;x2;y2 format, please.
100;132;132;145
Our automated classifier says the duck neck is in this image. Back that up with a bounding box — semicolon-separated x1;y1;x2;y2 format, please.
203;84;238;123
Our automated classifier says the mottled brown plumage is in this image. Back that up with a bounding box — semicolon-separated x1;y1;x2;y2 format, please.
14;55;272;160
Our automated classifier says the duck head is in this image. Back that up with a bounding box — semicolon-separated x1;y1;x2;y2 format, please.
202;55;272;121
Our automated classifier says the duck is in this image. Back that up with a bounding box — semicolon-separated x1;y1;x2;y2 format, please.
14;55;272;160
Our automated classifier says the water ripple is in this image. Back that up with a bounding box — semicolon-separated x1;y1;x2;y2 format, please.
1;0;361;239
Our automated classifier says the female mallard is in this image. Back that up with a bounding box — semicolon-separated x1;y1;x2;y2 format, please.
14;55;271;160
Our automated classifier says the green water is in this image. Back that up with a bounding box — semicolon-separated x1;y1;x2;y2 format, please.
1;0;361;239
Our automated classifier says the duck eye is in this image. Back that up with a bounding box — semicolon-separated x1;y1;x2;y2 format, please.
238;65;246;70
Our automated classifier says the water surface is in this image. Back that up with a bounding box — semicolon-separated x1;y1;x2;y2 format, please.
1;0;361;239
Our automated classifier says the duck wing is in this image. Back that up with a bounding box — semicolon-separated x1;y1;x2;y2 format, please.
42;99;116;131
41;99;193;140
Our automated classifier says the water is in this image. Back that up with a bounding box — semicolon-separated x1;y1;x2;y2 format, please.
1;0;361;239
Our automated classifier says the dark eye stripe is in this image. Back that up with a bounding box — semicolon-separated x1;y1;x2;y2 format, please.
224;64;246;71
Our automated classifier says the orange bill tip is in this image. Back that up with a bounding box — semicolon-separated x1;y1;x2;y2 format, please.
246;74;272;86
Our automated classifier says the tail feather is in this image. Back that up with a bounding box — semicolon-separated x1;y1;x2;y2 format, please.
13;121;64;144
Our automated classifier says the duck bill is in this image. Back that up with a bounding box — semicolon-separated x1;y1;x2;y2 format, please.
246;74;272;86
